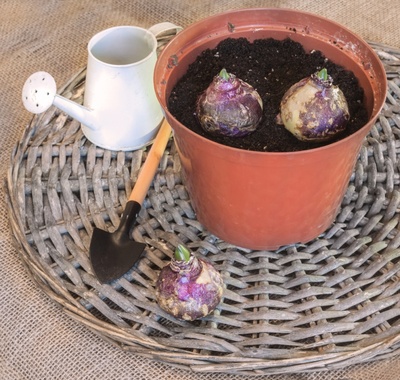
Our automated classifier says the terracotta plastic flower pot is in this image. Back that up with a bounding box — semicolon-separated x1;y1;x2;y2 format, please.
154;8;387;250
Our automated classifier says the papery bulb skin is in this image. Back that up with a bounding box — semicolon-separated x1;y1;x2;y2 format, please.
155;245;224;321
196;68;263;137
279;68;350;142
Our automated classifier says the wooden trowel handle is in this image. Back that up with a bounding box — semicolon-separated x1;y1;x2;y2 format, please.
129;118;172;205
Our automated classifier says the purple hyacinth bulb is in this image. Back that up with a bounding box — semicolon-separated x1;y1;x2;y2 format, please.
279;68;350;142
155;245;224;321
196;68;263;137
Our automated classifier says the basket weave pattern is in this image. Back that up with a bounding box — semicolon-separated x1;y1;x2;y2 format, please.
6;42;400;375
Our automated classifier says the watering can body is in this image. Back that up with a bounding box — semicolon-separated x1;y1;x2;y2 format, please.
80;26;163;151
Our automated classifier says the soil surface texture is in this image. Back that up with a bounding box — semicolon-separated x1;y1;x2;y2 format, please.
168;37;368;152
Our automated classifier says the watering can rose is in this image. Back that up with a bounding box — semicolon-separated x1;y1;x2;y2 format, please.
196;68;263;137
278;68;350;142
155;245;223;321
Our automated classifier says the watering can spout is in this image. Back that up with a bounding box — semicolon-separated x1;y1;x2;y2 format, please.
52;93;98;131
22;71;98;131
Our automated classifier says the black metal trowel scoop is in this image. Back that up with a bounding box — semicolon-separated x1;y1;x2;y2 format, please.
89;119;171;283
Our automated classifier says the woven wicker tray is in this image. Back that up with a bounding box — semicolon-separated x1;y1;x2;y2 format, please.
6;41;400;376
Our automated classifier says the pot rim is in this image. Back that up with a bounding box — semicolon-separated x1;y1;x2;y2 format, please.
155;7;388;156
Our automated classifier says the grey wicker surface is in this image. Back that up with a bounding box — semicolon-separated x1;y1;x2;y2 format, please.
6;41;400;376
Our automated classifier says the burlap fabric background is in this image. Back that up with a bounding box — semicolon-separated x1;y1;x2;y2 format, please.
1;1;400;379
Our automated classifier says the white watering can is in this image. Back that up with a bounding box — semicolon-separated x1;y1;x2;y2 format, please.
22;23;181;151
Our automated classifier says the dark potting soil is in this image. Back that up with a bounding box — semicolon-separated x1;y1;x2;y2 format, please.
168;37;369;152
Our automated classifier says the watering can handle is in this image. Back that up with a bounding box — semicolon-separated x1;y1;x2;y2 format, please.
148;22;182;52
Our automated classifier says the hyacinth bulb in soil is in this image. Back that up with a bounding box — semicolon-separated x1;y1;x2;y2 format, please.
196;68;263;137
279;68;350;142
155;245;224;321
